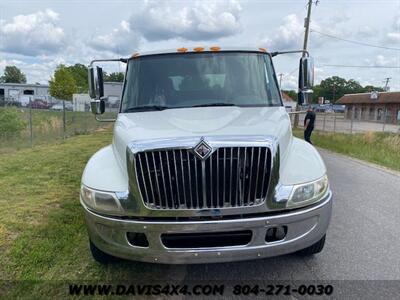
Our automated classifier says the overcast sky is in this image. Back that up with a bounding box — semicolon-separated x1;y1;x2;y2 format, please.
1;0;399;91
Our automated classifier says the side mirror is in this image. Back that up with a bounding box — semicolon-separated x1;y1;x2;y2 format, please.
88;66;105;114
297;90;314;106
298;56;314;105
90;99;105;115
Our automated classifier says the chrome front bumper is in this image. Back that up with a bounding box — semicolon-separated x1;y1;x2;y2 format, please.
82;191;332;264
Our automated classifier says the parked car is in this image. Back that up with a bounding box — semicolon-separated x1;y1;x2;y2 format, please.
332;104;345;113
28;99;50;109
51;102;73;111
51;103;64;111
80;47;332;264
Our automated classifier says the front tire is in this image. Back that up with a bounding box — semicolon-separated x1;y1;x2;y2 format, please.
90;240;116;263
297;234;326;256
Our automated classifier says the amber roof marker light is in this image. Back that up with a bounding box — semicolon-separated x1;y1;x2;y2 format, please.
131;52;140;58
193;47;205;52
210;46;221;52
258;47;267;53
177;47;188;53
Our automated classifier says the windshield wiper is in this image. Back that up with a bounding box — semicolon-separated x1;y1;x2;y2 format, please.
124;105;170;112
190;103;236;108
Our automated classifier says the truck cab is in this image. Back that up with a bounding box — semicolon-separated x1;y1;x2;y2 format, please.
80;47;332;264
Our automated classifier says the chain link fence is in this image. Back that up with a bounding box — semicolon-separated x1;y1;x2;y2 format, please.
289;111;400;134
2;100;399;153
0;100;116;153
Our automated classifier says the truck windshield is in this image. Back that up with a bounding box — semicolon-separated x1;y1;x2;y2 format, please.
121;52;282;112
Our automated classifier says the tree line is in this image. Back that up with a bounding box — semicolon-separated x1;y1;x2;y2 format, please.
1;65;385;102
283;76;384;103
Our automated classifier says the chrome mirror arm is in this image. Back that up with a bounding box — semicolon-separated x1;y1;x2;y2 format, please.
270;50;309;57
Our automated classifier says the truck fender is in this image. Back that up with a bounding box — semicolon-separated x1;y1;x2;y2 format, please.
82;145;128;192
280;137;327;185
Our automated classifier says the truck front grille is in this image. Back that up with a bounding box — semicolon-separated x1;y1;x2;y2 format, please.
134;147;271;209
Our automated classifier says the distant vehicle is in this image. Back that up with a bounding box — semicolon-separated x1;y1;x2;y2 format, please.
65;102;73;111
51;103;64;111
51;102;73;111
332;104;345;113
284;105;293;112
28;99;50;109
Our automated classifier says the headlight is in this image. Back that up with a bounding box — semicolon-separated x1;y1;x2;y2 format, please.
80;185;123;214
287;175;329;208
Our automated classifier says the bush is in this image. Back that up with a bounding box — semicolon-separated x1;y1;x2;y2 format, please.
0;108;26;136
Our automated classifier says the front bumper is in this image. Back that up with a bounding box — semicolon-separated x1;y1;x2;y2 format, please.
82;191;332;264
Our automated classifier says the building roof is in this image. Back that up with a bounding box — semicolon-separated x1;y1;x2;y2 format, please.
0;82;49;88
281;91;295;102
337;91;400;104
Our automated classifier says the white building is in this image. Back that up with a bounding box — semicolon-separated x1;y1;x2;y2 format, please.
0;83;51;106
72;94;91;112
72;82;123;112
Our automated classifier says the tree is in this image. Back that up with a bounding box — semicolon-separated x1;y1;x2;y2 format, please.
104;72;124;82
49;65;77;100
363;85;384;93
67;64;88;93
312;76;384;103
0;107;26;136
0;66;27;83
318;76;350;101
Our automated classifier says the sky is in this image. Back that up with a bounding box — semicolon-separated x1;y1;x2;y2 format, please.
0;0;399;91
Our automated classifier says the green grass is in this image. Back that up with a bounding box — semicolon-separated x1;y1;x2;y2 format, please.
1;126;399;298
0;129;164;299
293;129;400;171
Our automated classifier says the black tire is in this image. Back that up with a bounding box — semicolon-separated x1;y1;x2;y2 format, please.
90;240;116;264
297;234;326;256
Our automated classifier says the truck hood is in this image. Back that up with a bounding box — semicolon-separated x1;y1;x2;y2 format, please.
112;106;292;168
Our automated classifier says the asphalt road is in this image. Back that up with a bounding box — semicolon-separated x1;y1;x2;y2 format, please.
114;150;400;296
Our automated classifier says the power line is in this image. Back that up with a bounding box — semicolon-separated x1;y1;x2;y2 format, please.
310;29;400;51
322;64;400;69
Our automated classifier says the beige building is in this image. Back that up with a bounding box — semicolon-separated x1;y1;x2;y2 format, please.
337;91;400;124
281;92;296;112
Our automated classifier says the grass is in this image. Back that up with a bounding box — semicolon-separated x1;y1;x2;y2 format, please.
0;129;164;298
293;129;400;171
1;126;399;298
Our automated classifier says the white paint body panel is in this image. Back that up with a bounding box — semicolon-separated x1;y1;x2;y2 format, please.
81;106;326;191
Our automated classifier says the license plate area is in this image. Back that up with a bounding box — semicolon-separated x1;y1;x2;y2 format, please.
160;230;252;249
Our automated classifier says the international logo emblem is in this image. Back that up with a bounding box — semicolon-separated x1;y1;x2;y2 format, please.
193;139;212;159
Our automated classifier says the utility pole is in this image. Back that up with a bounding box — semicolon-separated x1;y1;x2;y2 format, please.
383;77;391;92
302;0;315;58
278;73;284;89
332;85;336;102
295;0;317;127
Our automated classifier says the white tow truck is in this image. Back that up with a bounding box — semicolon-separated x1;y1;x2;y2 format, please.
80;47;332;264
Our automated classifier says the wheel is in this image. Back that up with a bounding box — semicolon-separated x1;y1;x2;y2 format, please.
89;240;116;263
297;234;326;256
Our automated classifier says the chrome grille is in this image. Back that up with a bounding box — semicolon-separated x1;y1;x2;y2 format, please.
134;147;271;209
